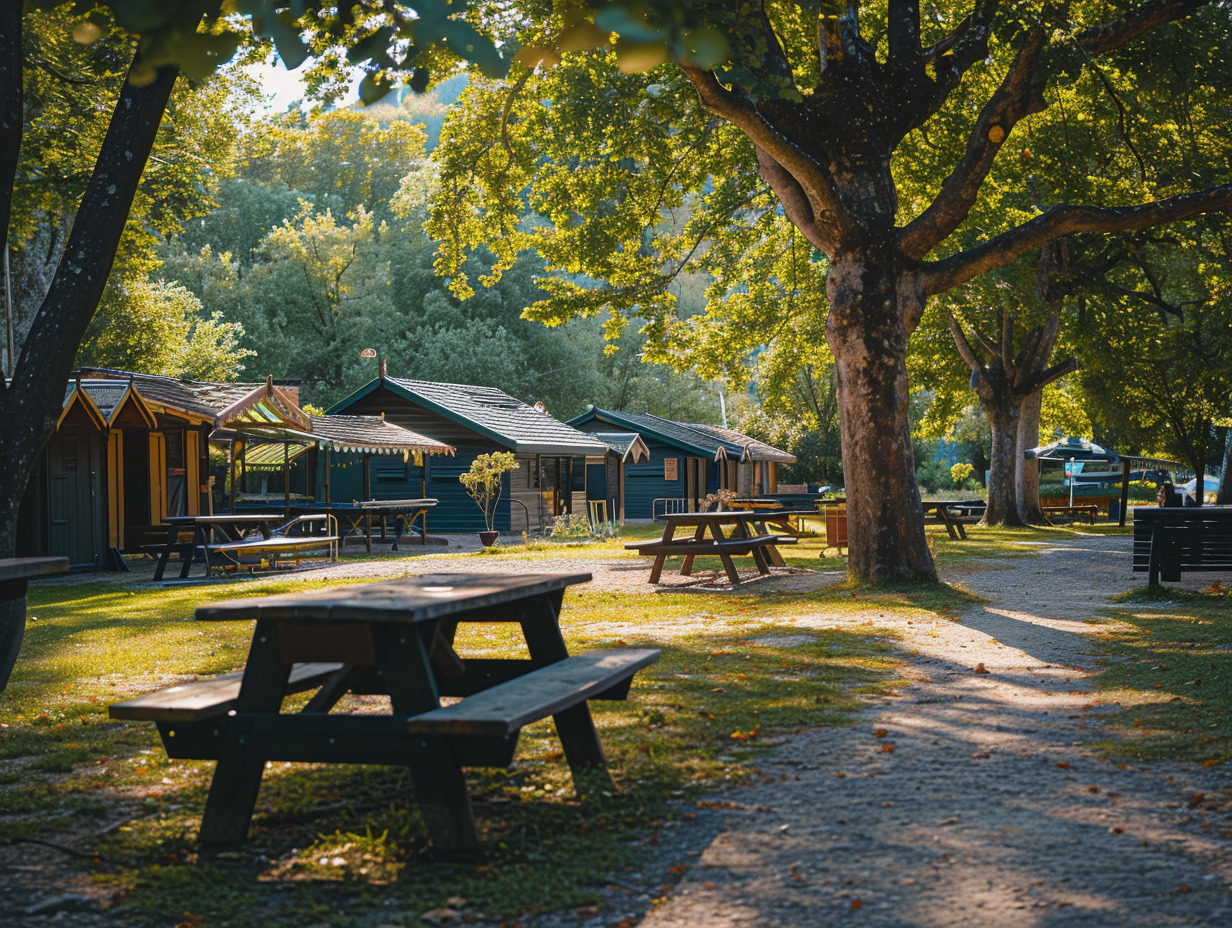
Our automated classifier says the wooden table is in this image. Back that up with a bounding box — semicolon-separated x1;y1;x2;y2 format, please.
1132;506;1232;585
0;557;70;690
150;514;282;580
110;573;658;856
750;509;823;538
625;511;794;585
921;501;986;540
291;498;436;552
1041;503;1099;525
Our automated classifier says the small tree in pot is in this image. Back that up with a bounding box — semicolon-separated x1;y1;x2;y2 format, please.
459;452;519;547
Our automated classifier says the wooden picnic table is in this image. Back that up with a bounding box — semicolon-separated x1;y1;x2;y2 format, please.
1132;505;1232;585
290;498;436;552
1041;503;1099;525
625;510;796;585
749;508;823;538
0;557;70;690
150;514;337;579
921;500;986;540
110;572;658;856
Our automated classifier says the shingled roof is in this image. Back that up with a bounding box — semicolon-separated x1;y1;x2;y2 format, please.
354;377;609;456
307;414;453;455
591;431;651;463
77;368;300;422
569;408;738;460
685;423;797;464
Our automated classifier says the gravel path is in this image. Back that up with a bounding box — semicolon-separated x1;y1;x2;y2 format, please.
634;533;1232;928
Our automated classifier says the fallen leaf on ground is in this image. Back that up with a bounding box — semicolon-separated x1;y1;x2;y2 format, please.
873;728;888;738
973;663;990;674
880;743;896;753
1057;761;1072;769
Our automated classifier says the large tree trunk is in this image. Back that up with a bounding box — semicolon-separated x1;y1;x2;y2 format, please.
827;251;935;582
0;52;178;690
1016;391;1046;522
985;403;1022;525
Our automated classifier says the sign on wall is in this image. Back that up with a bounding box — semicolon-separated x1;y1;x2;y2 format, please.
664;457;678;481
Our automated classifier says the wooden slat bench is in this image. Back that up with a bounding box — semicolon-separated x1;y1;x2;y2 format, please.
1132;506;1232;586
626;534;796;584
110;662;346;723
1042;504;1099;525
202;515;338;575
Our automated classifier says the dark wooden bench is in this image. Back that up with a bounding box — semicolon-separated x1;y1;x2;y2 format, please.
202;515;338;575
924;502;985;540
111;649;658;785
1042;504;1099;525
626;534;795;584
1132;506;1232;585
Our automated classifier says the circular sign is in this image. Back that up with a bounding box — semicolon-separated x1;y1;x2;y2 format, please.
534;402;546;413
360;348;378;358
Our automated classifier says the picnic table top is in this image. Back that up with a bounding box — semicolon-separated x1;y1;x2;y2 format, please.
162;513;283;525
662;510;767;526
195;572;592;624
292;499;437;511
0;557;69;584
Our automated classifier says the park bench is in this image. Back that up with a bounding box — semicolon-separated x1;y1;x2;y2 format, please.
200;515;338;576
1041;504;1099;525
626;533;796;584
923;501;985;540
1132;506;1232;586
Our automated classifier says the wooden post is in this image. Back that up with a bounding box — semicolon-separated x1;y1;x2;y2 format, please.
363;453;373;552
325;447;332;505
1119;459;1131;527
228;437;239;513
283;440;290;516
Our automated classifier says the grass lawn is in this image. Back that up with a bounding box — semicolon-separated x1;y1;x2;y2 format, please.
0;518;1161;925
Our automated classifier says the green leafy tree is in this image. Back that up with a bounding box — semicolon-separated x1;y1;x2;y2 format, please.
459;451;518;533
429;2;1232;581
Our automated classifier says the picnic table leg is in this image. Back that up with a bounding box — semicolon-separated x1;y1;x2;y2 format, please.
680;525;705;576
648;554;667;584
198;624;290;853
152;540;173;581
384;626;482;856
764;542;786;568
955;522;968;540
718;551;742;585
520;593;614;794
750;545;772;574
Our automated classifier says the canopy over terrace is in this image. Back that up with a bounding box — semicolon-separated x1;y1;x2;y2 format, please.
214;380;454;513
1023;437;1184;525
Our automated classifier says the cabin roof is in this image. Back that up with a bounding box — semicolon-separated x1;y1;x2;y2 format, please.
684;423;797;464
569;408;736;460
334;376;608;456
591;431;651;463
307;414;454;455
77;368;300;423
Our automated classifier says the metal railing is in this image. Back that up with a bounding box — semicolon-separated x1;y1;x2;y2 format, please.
652;497;692;521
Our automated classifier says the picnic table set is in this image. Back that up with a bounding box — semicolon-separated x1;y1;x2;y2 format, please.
109;571;658;855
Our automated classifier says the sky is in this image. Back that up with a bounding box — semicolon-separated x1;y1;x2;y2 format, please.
244;58;362;113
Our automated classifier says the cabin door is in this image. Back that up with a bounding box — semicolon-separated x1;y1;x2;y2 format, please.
46;426;104;568
107;431;125;549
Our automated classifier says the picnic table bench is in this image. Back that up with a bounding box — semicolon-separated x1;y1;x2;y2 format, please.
110;573;658;856
1132;506;1232;585
922;500;985;540
749;509;823;538
0;557;69;689
626;511;796;585
1041;503;1099;525
147;514;338;580
291;498;436;552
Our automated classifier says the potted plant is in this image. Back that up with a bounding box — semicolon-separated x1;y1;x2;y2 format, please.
459;452;518;547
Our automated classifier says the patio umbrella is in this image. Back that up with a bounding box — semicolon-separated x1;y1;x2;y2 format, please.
1023;437;1185;522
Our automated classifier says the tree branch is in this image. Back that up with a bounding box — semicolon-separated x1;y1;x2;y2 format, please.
1028;355;1079;393
887;0;922;63
754;145;829;251
1077;0;1211;56
1000;310;1014;377
0;1;21;383
921;183;1232;295
946;310;982;371
899;24;1048;259
679;63;849;247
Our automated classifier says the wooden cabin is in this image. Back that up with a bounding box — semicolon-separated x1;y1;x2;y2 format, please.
329;374;609;533
567;408;795;519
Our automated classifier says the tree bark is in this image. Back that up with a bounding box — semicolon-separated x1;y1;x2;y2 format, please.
0;50;178;690
827;251;935;582
1016;391;1046;522
984;401;1022;525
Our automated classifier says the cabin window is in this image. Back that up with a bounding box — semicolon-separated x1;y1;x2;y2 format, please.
571;456;586;492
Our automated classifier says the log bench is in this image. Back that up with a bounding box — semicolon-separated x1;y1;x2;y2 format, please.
1132;506;1232;586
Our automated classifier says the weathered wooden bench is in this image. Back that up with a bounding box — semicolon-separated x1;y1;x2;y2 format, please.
626;534;796;584
202;515;338;575
1042;504;1099;525
923;502;985;540
1132;506;1232;586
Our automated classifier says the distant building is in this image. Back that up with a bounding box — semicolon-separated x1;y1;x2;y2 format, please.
328;374;610;533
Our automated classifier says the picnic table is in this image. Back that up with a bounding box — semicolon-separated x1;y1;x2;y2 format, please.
0;557;70;689
625;510;796;585
291;498;436;552
749;508;823;538
1132;505;1232;585
149;513;337;580
922;500;985;540
109;572;658;856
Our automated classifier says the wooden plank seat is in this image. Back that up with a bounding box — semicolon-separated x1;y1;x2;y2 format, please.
408;648;661;737
110;661;346;723
1132;507;1232;585
626;534;795;584
1041;504;1099;524
202;515;338;575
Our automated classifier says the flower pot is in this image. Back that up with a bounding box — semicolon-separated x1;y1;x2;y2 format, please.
478;530;499;547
